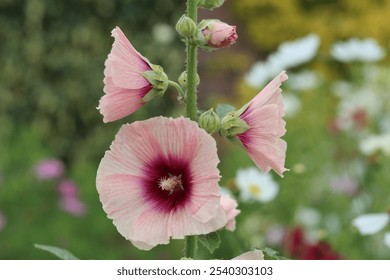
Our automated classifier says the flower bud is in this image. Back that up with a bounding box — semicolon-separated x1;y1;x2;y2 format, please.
199;109;221;134
220;110;250;138
178;71;200;90
198;0;225;10
196;19;237;51
175;15;197;38
141;64;169;102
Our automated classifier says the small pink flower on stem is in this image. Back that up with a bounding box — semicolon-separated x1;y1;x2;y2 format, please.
197;20;237;50
220;194;240;231
98;27;168;123
221;72;288;177
96;117;227;250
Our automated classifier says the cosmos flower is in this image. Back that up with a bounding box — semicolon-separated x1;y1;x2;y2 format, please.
98;27;168;123
220;194;240;231
235;167;279;202
96;116;227;250
223;72;288;177
34;158;64;180
352;213;389;235
331;38;386;63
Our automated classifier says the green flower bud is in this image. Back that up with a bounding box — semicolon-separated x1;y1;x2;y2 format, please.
175;15;197;38
199;109;221;134
178;71;200;90
220;111;250;138
142;64;169;102
198;0;225;10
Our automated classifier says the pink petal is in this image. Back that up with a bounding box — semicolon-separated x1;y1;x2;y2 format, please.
233;249;264;260
220;194;240;231
96;116;227;250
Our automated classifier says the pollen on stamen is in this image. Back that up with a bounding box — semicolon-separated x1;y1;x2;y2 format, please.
158;175;183;193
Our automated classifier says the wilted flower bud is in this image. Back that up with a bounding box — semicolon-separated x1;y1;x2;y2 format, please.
198;0;225;10
196;19;237;51
199;109;221;134
176;15;197;38
178;71;200;90
142;64;169;102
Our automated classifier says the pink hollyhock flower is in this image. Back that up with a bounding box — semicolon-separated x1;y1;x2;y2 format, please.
60;196;87;217
34;159;64;180
220;194;240;231
222;72;288;177
198;20;237;50
98;27;168;123
233;249;264;260
96;116;228;250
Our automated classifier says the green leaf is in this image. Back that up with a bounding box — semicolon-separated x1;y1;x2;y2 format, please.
262;247;289;260
198;232;221;254
216;104;236;120
34;244;79;260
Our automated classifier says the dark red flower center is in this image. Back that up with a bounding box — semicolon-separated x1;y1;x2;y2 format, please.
141;156;192;213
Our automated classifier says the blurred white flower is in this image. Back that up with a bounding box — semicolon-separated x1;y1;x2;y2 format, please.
359;132;390;156
268;33;320;69
384;232;390;249
245;34;320;88
235;167;279;202
286;70;320;91
283;93;301;117
152;23;175;44
265;224;286;246
295;207;321;228
331;38;386;62
352;213;389;235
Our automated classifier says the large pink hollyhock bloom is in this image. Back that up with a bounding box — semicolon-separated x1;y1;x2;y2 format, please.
238;71;288;177
220;194;240;231
98;27;167;123
96;116;227;250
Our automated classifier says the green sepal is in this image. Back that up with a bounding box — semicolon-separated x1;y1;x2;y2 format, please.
34;244;79;260
141;64;168;102
198;231;221;254
142;88;164;103
216;103;236;120
220;111;250;138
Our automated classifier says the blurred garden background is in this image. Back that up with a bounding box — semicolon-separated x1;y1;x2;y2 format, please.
1;0;390;259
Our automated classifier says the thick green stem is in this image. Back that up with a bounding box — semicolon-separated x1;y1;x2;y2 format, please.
185;235;197;259
185;0;198;121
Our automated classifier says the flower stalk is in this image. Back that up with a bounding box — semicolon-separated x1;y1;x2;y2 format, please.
185;0;198;121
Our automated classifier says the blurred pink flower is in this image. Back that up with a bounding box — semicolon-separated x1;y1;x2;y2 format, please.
237;71;288;177
200;20;237;49
98;27;156;123
330;174;358;195
60;196;87;217
57;179;79;197
96;116;227;250
0;212;6;231
34;159;64;180
220;194;240;231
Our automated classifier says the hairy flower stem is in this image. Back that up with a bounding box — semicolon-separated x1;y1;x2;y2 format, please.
184;0;199;258
185;235;198;259
185;0;198;121
168;80;185;100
